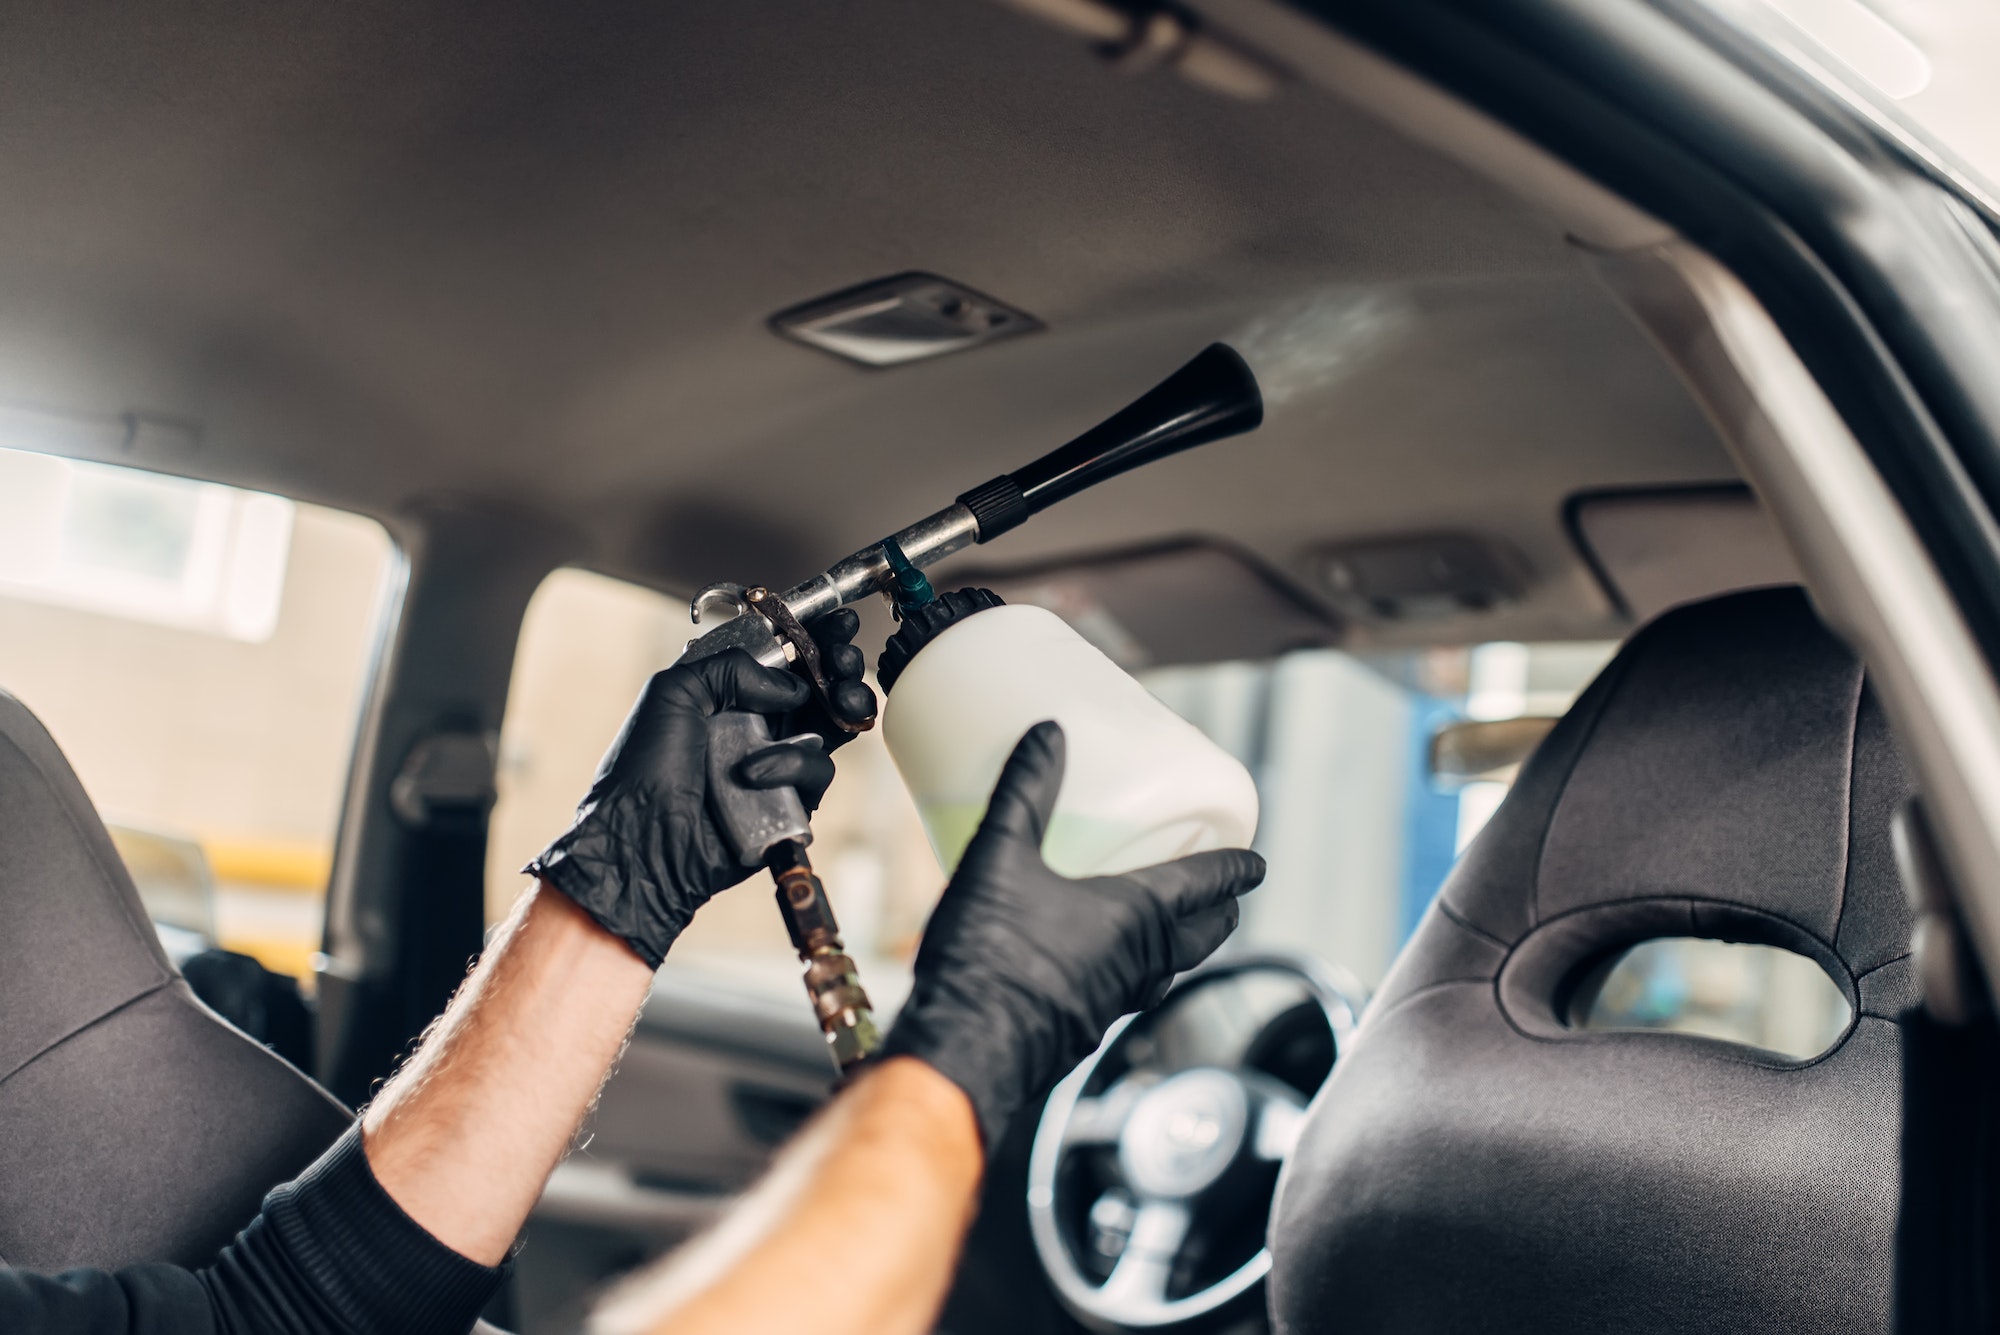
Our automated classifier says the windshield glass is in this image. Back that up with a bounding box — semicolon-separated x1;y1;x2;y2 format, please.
1694;0;2000;199
490;568;1618;1008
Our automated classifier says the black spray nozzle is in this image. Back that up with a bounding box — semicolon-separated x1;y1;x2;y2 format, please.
675;342;1262;677
955;343;1263;544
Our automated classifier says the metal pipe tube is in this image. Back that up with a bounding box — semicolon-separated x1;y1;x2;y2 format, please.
777;503;980;621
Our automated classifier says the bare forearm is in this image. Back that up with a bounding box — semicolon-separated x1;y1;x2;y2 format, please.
361;880;657;1265
591;1056;984;1335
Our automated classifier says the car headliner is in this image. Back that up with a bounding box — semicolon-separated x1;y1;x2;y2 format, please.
0;0;1735;645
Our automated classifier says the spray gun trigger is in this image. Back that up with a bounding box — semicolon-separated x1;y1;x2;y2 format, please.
746;586;877;734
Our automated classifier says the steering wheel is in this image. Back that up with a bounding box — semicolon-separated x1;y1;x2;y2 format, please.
1026;954;1363;1329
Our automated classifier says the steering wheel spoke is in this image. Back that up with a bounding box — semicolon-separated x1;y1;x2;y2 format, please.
1026;956;1366;1329
1098;1199;1192;1308
1065;1077;1149;1148
1252;1090;1309;1162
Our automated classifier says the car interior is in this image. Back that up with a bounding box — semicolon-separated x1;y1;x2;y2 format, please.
0;1;1996;1332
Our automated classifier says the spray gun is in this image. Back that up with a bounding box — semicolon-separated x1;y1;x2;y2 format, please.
685;343;1264;1073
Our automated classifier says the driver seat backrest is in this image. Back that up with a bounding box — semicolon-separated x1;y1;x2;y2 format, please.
0;689;353;1270
1269;588;1916;1333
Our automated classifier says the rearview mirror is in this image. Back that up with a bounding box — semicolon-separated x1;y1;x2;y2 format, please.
1428;716;1558;788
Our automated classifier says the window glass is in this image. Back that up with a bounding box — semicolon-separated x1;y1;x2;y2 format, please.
493;568;1619;1007
0;447;397;980
1579;937;1852;1060
0;447;296;640
1697;0;2000;197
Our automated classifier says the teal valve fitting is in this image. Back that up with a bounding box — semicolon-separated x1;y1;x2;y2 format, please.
880;537;937;614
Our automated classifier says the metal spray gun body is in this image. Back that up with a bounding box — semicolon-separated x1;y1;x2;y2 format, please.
680;344;1264;1074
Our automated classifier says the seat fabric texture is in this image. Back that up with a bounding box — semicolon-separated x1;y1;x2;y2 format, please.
1268;588;1916;1334
0;689;352;1270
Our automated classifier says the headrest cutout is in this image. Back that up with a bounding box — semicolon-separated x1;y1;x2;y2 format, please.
1570;935;1853;1060
1498;895;1855;1050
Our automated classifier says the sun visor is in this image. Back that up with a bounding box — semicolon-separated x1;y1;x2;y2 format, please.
949;539;1339;670
1568;485;1801;622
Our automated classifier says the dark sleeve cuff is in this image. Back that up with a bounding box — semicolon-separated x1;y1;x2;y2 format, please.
233;1124;505;1335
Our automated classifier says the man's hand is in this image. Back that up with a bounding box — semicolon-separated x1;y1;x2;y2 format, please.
527;611;876;967
764;606;877;751
592;719;1265;1335
884;718;1266;1149
359;615;874;1268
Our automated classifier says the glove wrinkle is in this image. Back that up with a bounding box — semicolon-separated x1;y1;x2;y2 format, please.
523;619;876;969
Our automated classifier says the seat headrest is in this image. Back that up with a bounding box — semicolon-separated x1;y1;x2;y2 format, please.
1440;586;1911;1031
0;689;178;1078
1268;587;1918;1335
0;688;351;1270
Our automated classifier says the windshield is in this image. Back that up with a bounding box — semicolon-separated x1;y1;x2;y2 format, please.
1691;0;2000;202
491;569;1619;1008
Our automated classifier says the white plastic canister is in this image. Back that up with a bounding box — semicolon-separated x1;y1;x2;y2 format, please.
881;602;1260;877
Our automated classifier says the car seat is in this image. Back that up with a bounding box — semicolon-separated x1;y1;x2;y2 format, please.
1268;588;1915;1333
0;688;352;1270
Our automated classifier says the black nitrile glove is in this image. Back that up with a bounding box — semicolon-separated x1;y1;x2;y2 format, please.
526;612;876;968
882;721;1266;1153
770;607;877;750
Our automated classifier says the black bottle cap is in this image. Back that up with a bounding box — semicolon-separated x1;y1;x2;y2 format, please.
876;588;1006;694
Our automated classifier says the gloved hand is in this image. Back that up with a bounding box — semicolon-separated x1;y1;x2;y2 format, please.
882;721;1266;1152
526;611;876;968
767;608;877;754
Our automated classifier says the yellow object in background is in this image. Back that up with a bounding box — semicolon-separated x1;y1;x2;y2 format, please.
203;839;332;893
108;824;330;982
206;840;330;982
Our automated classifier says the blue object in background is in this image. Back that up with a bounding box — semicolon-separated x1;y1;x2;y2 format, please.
1398;697;1463;947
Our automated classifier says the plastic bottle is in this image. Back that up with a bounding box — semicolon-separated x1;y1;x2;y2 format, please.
879;595;1260;878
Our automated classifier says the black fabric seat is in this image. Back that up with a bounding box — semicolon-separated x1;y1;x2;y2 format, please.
1268;589;1916;1333
0;689;352;1270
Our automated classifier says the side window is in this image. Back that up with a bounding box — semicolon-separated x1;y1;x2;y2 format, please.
488;570;939;1002
0;447;398;979
492;563;1621;1001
